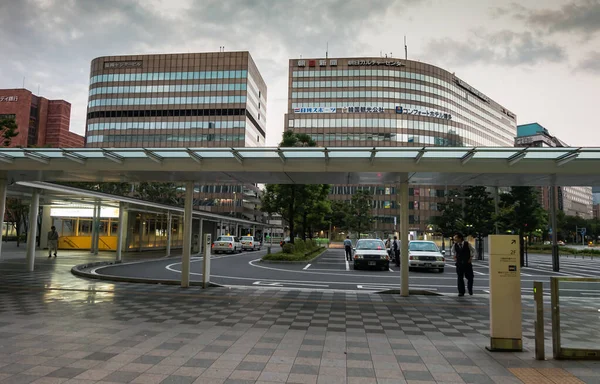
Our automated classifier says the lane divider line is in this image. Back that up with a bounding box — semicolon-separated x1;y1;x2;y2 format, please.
346;260;350;271
303;264;311;270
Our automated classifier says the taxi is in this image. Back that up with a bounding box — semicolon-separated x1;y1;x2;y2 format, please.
212;235;242;254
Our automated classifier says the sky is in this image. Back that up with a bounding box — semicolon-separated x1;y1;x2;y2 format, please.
1;0;599;147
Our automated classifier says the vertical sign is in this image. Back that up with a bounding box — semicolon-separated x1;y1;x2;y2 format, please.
488;235;522;351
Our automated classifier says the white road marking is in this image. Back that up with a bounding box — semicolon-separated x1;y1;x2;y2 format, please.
303;264;311;270
389;267;394;272
346;260;350;271
253;281;282;287
473;270;486;275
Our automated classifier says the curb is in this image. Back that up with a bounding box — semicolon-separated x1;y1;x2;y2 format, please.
259;248;328;264
71;261;223;288
378;289;442;296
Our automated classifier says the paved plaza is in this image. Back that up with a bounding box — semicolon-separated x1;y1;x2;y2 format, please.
1;244;600;384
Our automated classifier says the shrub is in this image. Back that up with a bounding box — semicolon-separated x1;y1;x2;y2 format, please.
305;239;314;251
282;243;295;254
294;239;306;253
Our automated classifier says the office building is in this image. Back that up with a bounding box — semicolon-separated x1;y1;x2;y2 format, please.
85;52;267;220
0;88;84;148
285;57;517;234
516;123;593;219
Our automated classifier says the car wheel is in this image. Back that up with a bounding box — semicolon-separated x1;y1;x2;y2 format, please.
439;268;444;273
354;263;359;270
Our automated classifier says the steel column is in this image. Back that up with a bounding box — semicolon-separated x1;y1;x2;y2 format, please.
115;202;125;262
166;211;172;257
181;181;194;288
400;181;409;297
550;180;559;272
0;178;7;260
26;189;40;272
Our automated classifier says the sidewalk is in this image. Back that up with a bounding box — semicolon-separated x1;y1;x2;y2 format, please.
0;243;599;383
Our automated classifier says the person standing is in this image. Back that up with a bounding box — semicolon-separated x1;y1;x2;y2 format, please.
47;226;59;258
344;236;353;261
453;233;475;296
392;236;400;267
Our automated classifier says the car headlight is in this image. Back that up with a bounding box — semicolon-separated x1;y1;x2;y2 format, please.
412;256;419;261
436;257;444;261
354;254;363;259
380;255;389;260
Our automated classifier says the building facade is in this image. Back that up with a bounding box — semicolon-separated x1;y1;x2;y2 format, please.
86;52;266;148
285;57;517;234
85;52;267;220
516;123;593;219
0;88;84;148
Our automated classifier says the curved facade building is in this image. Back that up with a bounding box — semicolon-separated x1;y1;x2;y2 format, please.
285;57;517;234
86;52;267;148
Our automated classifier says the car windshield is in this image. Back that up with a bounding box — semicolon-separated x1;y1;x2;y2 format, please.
409;242;439;252
216;236;233;242
356;240;385;250
241;236;253;240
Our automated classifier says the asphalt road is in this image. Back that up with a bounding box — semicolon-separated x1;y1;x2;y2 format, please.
93;247;600;298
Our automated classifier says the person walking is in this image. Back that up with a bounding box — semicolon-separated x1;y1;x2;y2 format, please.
453;233;475;296
344;236;353;261
392;236;400;267
47;226;59;258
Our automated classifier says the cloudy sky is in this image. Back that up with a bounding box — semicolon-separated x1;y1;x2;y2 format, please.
1;0;599;146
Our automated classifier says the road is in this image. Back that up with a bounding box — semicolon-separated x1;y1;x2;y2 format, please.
93;247;600;298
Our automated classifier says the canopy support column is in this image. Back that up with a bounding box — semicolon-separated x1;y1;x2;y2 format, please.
26;189;40;272
199;218;204;255
166;212;172;257
550;178;559;272
181;181;194;288
397;180;410;297
116;202;126;262
0;178;7;260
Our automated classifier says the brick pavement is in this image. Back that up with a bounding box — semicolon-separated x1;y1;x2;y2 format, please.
0;244;599;384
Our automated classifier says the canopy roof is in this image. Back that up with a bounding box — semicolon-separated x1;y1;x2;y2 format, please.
1;146;599;186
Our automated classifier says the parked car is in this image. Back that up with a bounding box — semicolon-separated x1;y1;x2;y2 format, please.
241;236;261;251
558;241;565;246
280;237;291;247
212;236;242;254
353;239;390;271
407;240;445;272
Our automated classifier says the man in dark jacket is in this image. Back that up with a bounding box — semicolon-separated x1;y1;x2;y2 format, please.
453;233;475;296
392;236;400;267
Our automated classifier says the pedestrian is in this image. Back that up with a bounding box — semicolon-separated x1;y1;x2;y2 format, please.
453;233;476;296
392;236;400;267
344;236;353;261
47;225;59;258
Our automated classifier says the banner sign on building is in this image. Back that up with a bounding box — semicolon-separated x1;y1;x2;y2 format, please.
342;106;385;113
454;78;490;103
0;96;19;102
104;61;143;69
396;106;452;120
293;107;336;113
348;60;405;67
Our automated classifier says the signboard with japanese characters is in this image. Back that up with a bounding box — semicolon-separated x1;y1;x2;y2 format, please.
348;60;405;67
488;235;522;352
396;106;452;120
293;107;336;113
0;96;19;102
298;59;337;67
104;61;142;69
342;106;385;113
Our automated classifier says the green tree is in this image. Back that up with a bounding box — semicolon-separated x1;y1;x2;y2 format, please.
463;186;495;259
260;131;328;243
0;116;19;146
5;198;28;246
134;182;181;205
497;187;546;266
61;182;132;196
328;200;351;232
347;189;373;238
431;190;464;239
297;184;331;240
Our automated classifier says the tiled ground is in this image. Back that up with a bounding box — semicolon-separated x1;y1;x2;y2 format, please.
0;244;599;383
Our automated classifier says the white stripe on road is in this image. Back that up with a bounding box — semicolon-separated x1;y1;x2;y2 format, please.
303;264;311;270
389;267;394;272
346;260;350;271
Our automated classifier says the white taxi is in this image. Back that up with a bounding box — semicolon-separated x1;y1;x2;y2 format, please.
212;235;242;254
407;240;445;272
240;236;261;251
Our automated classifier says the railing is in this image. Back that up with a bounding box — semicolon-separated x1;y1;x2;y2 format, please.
550;277;600;359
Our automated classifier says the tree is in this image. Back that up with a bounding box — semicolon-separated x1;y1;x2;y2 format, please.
431;190;464;239
260;130;328;244
297;184;331;240
0;116;18;146
497;187;546;266
134;182;181;205
463;186;495;259
5;198;28;246
328;200;351;232
61;182;132;196
347;189;373;238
